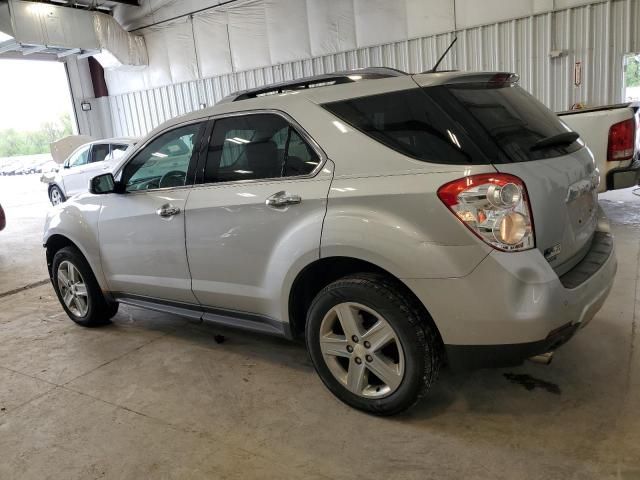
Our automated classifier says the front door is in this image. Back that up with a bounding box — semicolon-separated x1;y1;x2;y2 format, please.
62;145;92;197
185;112;333;318
99;121;206;304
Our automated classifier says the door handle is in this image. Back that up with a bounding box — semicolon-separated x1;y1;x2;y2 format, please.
157;204;181;218
265;191;302;208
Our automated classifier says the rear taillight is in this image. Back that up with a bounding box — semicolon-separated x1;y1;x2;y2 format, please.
607;119;635;161
437;173;535;252
0;204;5;231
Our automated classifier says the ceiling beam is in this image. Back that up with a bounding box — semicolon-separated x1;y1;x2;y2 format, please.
22;45;47;56
0;40;19;54
57;48;81;58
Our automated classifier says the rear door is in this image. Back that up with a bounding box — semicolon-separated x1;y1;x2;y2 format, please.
429;80;598;273
184;112;332;318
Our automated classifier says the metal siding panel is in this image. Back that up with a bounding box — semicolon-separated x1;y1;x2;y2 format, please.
108;0;632;137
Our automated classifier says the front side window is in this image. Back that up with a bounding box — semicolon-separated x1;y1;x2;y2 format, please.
203;114;319;183
68;146;90;167
121;123;203;192
91;144;110;163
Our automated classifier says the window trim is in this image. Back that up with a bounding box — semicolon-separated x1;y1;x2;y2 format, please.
113;119;208;195
194;109;328;187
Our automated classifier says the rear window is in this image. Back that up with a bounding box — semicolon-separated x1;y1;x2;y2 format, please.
322;84;581;164
446;84;582;161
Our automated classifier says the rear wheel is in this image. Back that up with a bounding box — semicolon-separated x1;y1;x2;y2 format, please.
306;273;441;415
51;247;118;327
49;185;65;206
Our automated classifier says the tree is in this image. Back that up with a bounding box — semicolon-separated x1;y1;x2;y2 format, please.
625;55;640;88
0;112;74;158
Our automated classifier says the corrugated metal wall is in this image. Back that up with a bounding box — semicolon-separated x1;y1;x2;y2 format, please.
108;0;640;138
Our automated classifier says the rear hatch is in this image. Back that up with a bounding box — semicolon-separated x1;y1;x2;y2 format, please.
321;72;599;273
415;75;598;273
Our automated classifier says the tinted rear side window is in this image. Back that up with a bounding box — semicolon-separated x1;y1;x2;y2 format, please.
323;89;476;165
322;84;581;164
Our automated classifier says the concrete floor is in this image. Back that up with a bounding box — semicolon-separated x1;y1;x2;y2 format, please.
0;175;639;479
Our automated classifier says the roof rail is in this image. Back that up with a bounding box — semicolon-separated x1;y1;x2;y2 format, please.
219;67;408;103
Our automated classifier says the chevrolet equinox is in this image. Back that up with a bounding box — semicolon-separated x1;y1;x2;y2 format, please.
44;69;617;415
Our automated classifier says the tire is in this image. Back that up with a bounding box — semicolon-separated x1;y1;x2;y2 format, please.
49;185;66;206
51;246;118;327
306;273;441;416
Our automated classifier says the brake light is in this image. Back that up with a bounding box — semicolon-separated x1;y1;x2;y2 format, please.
607;119;635;161
437;173;535;252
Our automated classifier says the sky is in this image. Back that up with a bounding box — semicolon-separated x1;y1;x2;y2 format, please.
0;59;75;131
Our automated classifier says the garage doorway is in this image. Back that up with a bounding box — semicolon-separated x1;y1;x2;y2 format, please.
623;53;640;101
0;58;77;175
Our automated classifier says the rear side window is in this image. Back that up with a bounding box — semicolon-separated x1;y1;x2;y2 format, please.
323;89;474;165
323;85;581;164
204;114;319;183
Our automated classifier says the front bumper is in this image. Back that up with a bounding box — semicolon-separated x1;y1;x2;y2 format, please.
404;225;617;371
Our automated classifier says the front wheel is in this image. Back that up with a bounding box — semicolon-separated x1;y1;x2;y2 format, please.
306;273;441;415
49;185;65;206
51;247;118;327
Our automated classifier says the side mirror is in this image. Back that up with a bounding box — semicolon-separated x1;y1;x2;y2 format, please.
63;163;70;169
89;173;117;195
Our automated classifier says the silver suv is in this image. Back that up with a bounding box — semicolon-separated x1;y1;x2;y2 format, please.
44;69;617;415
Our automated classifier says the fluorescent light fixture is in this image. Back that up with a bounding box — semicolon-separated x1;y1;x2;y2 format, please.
152;152;168;158
234;170;253;174
348;75;362;81
237;192;257;198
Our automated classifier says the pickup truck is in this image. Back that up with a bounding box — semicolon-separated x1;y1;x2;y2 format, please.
559;103;640;192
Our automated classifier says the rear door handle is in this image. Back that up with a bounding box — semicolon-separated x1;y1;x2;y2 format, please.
157;204;181;218
265;191;302;208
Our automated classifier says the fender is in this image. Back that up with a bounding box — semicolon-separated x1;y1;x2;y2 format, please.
43;195;109;292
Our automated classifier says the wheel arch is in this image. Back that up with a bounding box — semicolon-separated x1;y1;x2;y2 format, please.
45;233;111;297
287;256;443;346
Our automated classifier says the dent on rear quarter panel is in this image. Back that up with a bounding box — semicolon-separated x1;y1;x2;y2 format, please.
321;172;493;280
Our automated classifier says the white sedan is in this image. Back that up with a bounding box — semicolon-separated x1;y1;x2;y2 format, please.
48;138;137;205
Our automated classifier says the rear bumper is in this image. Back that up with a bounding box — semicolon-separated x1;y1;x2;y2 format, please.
404;221;617;371
445;323;579;371
606;157;640;190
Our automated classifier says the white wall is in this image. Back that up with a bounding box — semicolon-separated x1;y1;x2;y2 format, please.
104;0;640;137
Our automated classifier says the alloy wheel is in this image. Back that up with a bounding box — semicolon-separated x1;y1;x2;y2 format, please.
51;188;62;205
57;260;89;317
319;302;405;398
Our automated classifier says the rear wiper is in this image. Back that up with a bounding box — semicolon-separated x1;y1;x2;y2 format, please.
530;131;580;151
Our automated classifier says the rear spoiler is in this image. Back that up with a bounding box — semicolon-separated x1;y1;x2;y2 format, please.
412;71;520;88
